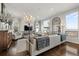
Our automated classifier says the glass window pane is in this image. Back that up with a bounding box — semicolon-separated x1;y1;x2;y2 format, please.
43;20;49;27
66;12;78;30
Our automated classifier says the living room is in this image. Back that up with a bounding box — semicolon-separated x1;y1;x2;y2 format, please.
0;3;79;56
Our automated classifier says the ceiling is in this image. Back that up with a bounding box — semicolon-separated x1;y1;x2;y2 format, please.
5;3;79;20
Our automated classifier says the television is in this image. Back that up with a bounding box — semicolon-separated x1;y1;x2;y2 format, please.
24;25;32;31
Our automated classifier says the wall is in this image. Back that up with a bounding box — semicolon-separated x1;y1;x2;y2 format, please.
41;7;79;44
57;8;79;44
0;3;1;13
0;3;1;29
5;4;79;44
48;12;66;35
64;8;79;44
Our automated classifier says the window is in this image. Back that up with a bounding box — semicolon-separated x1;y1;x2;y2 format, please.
66;12;78;30
35;22;40;33
43;20;49;27
42;20;49;33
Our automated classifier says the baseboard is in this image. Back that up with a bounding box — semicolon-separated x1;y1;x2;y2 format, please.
66;41;79;45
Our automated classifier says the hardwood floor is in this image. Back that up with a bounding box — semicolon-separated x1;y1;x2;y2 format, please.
38;43;66;56
39;42;79;56
0;40;79;56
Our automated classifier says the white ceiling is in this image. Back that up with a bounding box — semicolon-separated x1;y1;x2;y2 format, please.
5;3;79;20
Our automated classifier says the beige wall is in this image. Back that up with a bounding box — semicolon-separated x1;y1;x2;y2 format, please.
0;3;1;13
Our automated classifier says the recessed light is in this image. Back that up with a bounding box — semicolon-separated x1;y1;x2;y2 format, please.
36;16;40;18
37;16;39;17
50;8;54;11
